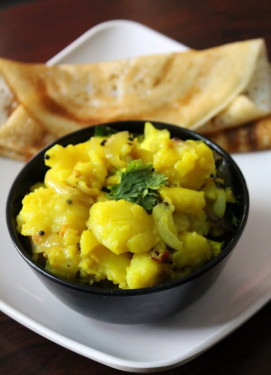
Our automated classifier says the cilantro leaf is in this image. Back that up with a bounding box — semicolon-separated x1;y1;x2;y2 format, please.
107;160;167;212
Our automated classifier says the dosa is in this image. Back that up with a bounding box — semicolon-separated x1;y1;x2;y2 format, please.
205;115;271;153
0;38;270;159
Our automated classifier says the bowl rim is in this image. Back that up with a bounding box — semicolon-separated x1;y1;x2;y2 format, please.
6;120;250;297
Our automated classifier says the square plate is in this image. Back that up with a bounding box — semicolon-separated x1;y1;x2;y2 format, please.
1;20;271;373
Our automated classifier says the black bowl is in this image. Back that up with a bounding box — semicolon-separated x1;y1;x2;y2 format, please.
6;121;249;324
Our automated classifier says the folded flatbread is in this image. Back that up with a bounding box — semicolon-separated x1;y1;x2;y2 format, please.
205;115;271;153
0;71;55;160
0;38;271;159
0;105;56;160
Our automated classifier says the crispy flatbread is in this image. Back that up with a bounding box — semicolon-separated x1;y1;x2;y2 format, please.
1;38;271;160
0;38;270;140
0;74;17;124
205;115;271;153
0;105;56;160
0;70;56;160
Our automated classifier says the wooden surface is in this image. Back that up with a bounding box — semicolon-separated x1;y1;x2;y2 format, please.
0;0;270;374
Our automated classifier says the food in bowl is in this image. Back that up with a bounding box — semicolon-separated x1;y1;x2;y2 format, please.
16;122;238;290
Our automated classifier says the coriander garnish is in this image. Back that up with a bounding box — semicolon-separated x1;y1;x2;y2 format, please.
107;160;167;212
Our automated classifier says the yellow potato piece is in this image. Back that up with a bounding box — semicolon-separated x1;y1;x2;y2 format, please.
17;186;89;236
172;231;212;269
140;121;170;152
79;230;130;288
126;252;166;289
159;186;206;214
174;140;215;189
44;142;90;169
87;200;158;254
143;121;215;190
45;142;107;198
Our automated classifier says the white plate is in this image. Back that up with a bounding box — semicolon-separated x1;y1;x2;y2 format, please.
1;20;271;373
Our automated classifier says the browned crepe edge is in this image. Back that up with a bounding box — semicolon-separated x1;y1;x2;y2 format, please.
203;115;271;153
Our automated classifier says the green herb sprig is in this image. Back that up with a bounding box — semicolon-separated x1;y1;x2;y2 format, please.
107;160;167;212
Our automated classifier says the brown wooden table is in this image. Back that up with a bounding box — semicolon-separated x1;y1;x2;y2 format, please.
0;1;270;374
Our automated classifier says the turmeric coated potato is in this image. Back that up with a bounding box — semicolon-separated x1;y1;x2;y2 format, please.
87;200;158;255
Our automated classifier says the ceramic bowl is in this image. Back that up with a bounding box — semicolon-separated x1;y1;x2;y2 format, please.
6;121;249;324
